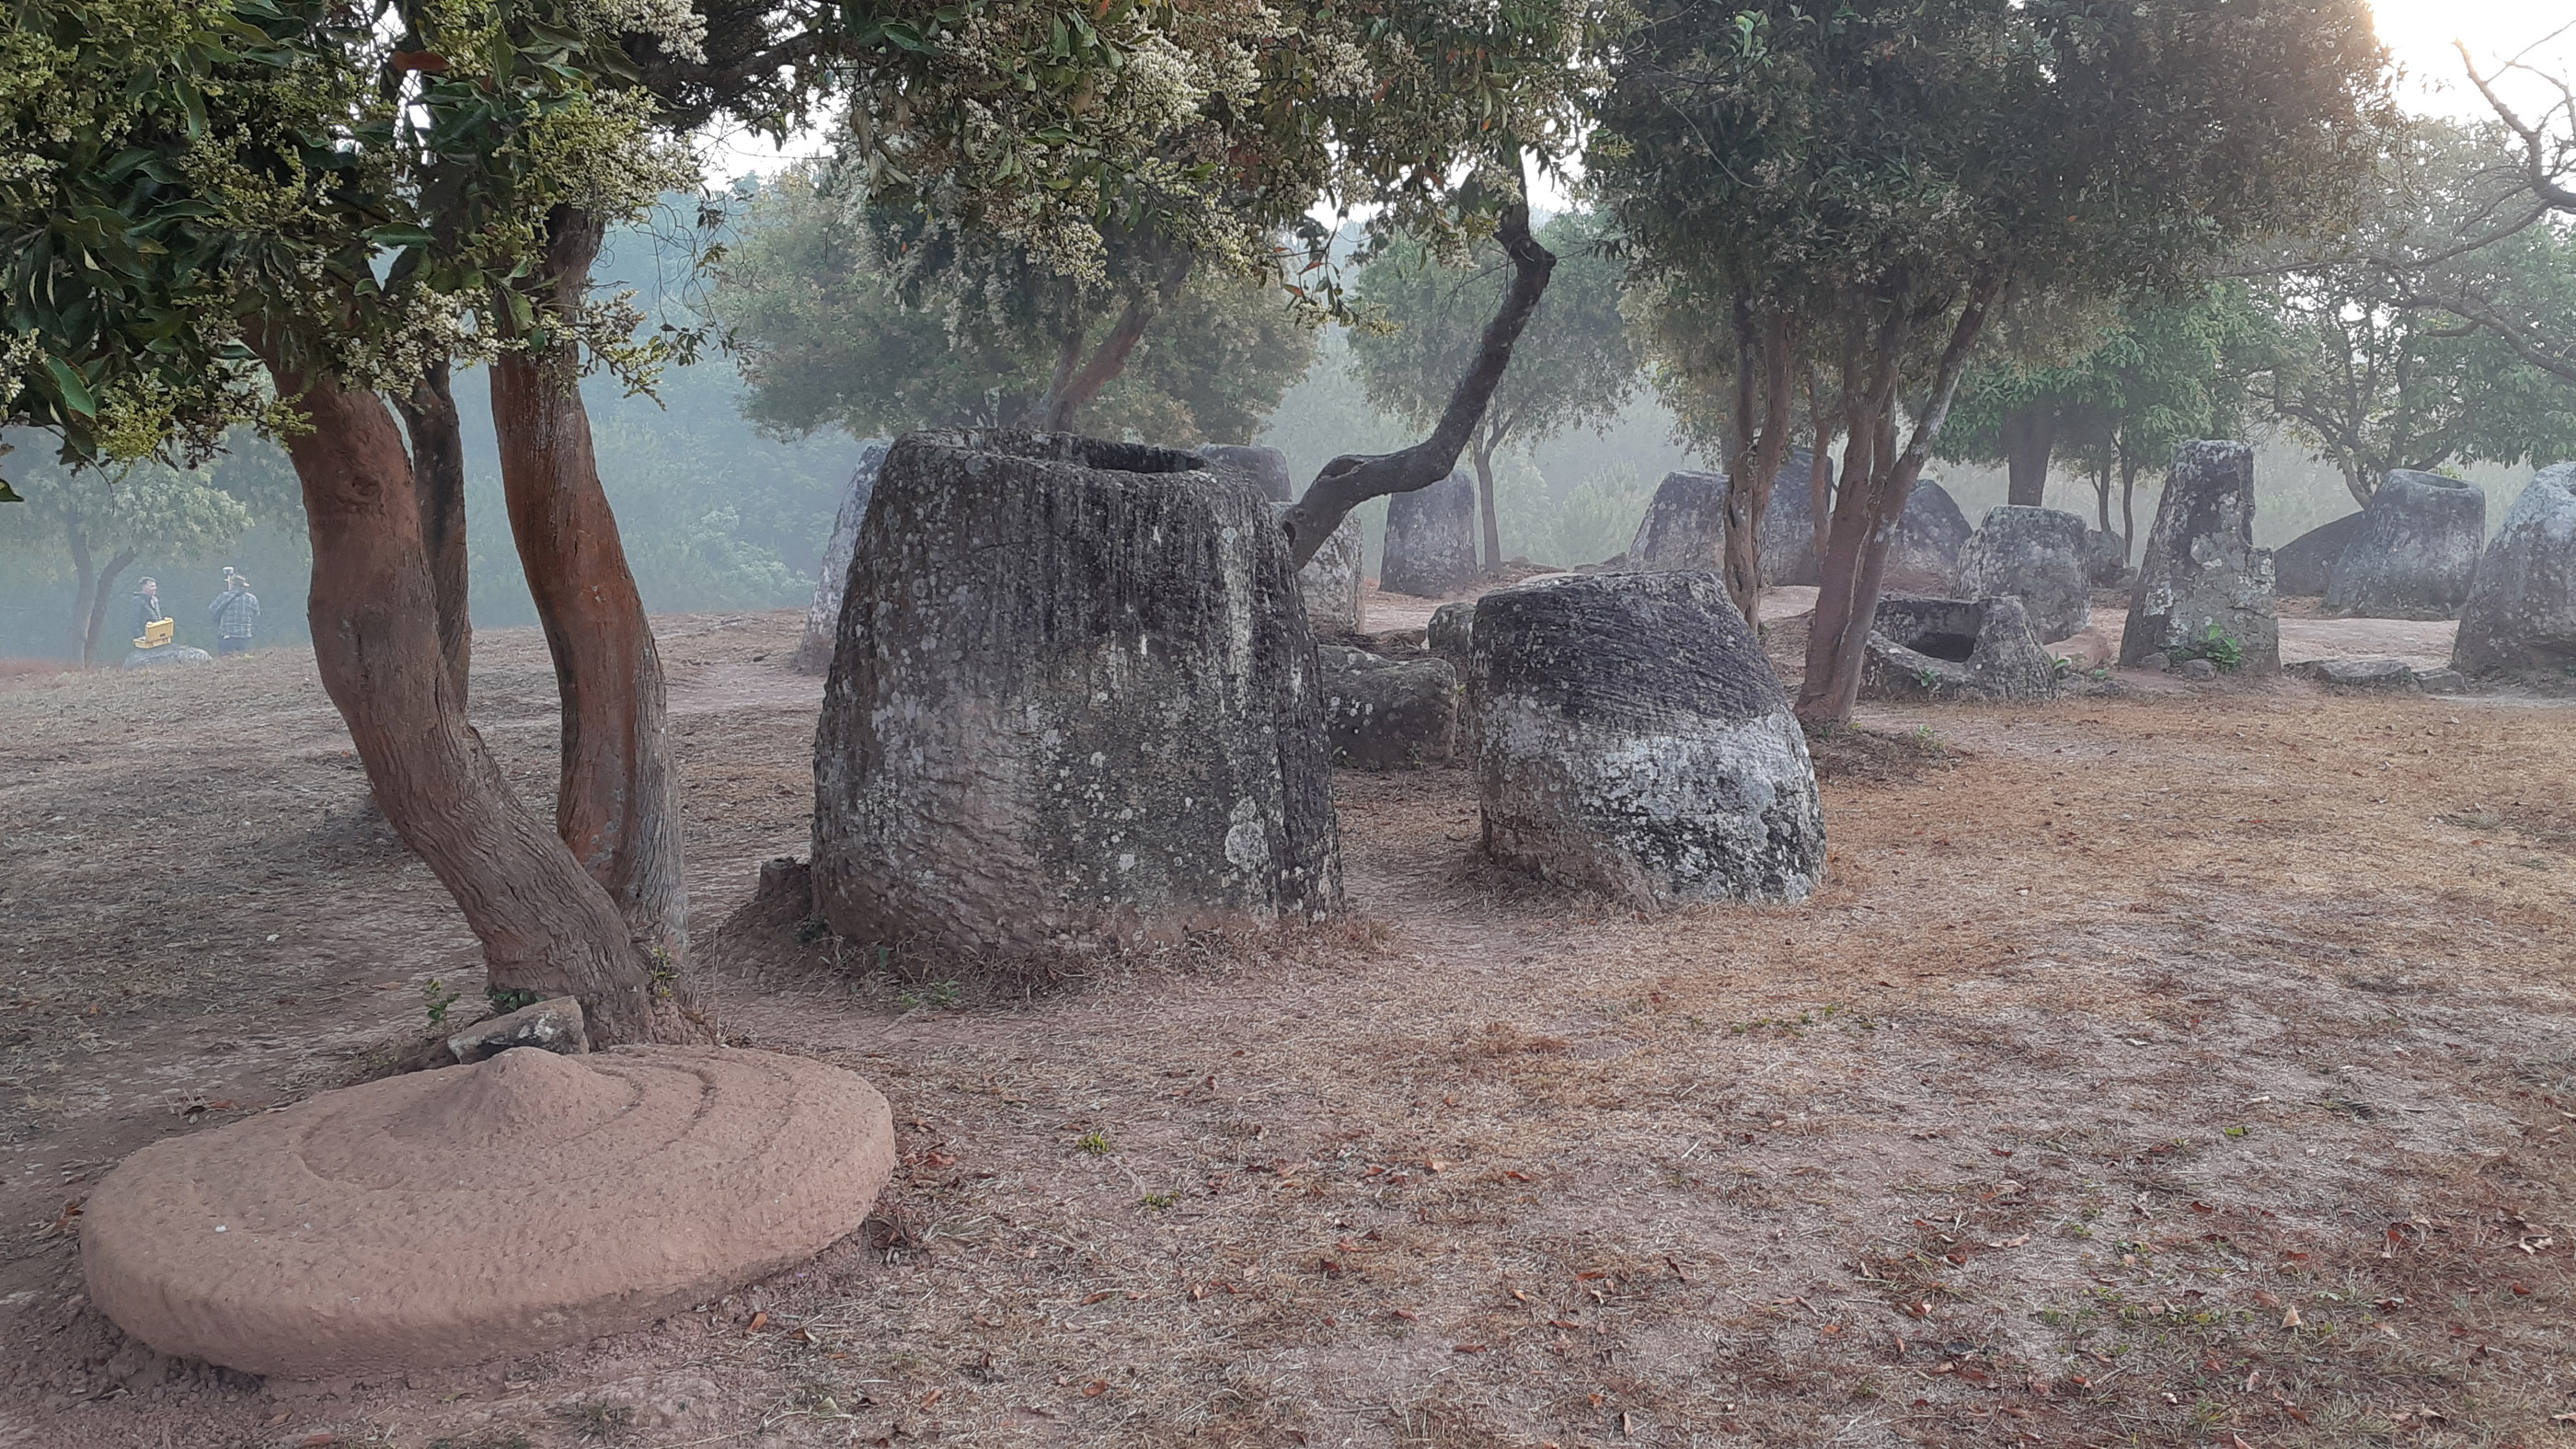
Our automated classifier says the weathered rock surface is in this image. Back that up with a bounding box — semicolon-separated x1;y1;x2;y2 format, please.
2453;463;2576;674
1380;470;1479;597
1466;571;1824;906
1317;644;1457;769
82;1045;894;1377
1627;471;1729;572
122;646;213;668
2084;528;2132;586
1762;461;1972;586
811;430;1339;960
2292;656;2420;689
791;440;892;674
1860;594;2058;703
1427;601;1477;664
1198;444;1295;502
2120;441;2280;672
2273;512;2365;596
2325;469;2486;620
1950;506;2093;643
446;995;588;1064
1287;508;1364;635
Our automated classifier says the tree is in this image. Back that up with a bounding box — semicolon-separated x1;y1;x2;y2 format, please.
1945;288;2259;556
1344;211;1640;574
2240;121;2576;506
1590;0;2388;722
714;168;1318;443
2413;43;2576;385
1;454;251;663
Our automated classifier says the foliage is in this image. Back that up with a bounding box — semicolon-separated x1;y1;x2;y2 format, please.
1345;211;1639;453
713;167;1317;443
2246;121;2576;505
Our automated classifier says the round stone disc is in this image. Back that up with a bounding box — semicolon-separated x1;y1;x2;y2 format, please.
81;1044;894;1376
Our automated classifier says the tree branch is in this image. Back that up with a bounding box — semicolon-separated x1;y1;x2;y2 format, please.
1281;172;1558;568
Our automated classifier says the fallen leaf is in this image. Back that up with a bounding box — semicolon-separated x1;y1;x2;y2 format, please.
2251;1290;2283;1310
924;1151;957;1167
263;1414;291;1428
747;1311;768;1332
2511;1282;2531;1295
1428;1158;1450;1173
919;1387;944;1407
1082;1381;1108;1397
2281;1305;2302;1328
1082;1291;1113;1305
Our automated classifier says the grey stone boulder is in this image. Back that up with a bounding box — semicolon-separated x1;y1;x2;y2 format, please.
447;996;589;1064
1950;506;2092;643
2325;470;2486;620
1466;571;1825;907
2083;528;2132;586
1759;457;1971;587
122;646;213;668
2291;656;2420;690
2273;512;2364;596
1382;470;1480;597
1317;645;1457;770
1197;444;1295;502
1427;601;1476;664
1860;594;2059;703
2120;441;2280;672
1627;470;1729;572
1285;508;1364;635
792;440;893;674
2453;463;2576;674
811;430;1340;961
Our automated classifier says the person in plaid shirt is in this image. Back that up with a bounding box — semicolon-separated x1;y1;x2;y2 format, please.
208;569;260;657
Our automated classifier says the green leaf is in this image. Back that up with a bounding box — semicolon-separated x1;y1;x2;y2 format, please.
44;358;98;417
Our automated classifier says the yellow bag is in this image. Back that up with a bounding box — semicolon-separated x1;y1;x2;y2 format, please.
135;617;175;650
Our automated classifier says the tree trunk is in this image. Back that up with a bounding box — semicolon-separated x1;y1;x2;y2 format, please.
1472;421;1507;575
2001;405;2056;507
2120;454;2141;558
489;207;695;987
2092;457;2113;535
260;343;693;1043
392;359;472;701
1720;298;1796;627
66;515;98;665
1799;276;2003;726
1039;252;1194;431
85;551;135;666
1282;173;1557;567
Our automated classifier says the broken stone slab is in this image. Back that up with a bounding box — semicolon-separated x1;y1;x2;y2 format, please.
1427;601;1476;665
1317;644;1458;770
1950;506;2092;643
2083;528;2132;586
811;430;1340;961
2326;470;2486;621
2179;658;2218;681
2414;666;2467;693
1197;443;1295;502
447;995;588;1064
1381;469;1479;597
2120;441;2280;672
2291;656;2420;690
1627;470;1729;572
82;1045;895;1377
122;646;213;668
2452;463;2576;675
791;440;893;675
2273;512;2365;596
1860;594;2059;703
1466;570;1825;907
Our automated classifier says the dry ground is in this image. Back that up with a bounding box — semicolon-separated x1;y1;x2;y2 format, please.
3;606;2573;1449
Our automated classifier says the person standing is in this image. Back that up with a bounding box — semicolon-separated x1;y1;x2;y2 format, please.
208;569;259;657
130;577;164;642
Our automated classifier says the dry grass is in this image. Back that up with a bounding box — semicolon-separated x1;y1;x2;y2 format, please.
3;611;2574;1448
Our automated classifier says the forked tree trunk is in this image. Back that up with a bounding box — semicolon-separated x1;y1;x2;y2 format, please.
1798;276;2002;726
260;345;693;1043
1719;298;1796;626
2001;404;2056;507
392;359;472;700
489;207;693;981
1471;420;1508;575
1039;253;1195;431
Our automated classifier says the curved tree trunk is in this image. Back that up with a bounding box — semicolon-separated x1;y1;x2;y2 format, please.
392;359;472;701
1472;421;1507;576
84;551;135;665
261;345;693;1043
489;207;694;989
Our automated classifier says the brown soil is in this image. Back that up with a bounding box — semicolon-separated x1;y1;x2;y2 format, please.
5;609;2574;1448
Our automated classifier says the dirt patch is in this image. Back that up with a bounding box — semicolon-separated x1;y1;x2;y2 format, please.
4;611;2574;1447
